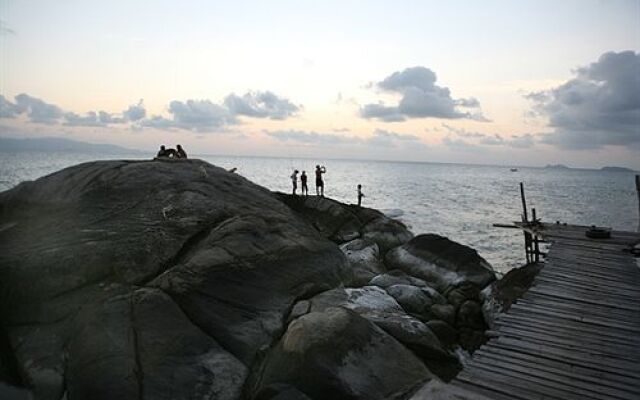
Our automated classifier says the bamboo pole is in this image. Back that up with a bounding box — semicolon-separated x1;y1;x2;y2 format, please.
636;175;640;232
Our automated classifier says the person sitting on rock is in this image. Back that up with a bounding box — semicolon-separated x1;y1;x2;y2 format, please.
291;170;299;195
301;171;308;196
315;165;326;196
157;145;177;158
357;184;365;207
176;144;187;159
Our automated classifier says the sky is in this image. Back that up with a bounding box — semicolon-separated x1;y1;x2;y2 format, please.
0;0;639;168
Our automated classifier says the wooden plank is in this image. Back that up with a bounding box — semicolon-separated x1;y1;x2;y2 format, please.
471;351;640;399
493;338;640;378
459;363;612;400
452;380;523;400
475;347;640;390
509;303;640;332
494;326;640;360
534;272;640;294
517;296;640;320
515;286;640;318
495;314;640;345
493;323;640;356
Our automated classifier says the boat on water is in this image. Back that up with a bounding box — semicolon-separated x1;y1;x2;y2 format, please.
510;168;518;172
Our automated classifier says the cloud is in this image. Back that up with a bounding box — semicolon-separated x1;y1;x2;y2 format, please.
361;66;488;122
63;111;105;127
224;91;299;120
0;20;15;35
266;128;423;148
98;111;125;124
442;124;536;149
265;129;359;145
123;100;146;121
0;95;21;118
526;51;640;150
14;93;64;124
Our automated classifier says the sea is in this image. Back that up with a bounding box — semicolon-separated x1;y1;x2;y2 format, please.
1;151;638;275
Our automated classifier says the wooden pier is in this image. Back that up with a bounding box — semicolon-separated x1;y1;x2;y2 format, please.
451;222;640;400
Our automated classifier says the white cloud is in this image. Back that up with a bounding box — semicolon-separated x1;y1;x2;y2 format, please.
361;66;488;122
224;91;299;120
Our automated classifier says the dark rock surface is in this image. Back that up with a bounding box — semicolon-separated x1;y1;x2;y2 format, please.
0;160;349;398
252;307;432;400
385;234;496;290
0;159;508;398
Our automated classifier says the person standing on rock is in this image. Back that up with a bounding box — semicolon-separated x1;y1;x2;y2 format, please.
291;170;299;195
315;165;326;196
301;171;309;196
357;184;365;207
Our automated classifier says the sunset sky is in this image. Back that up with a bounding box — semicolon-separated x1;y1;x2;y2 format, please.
1;0;639;168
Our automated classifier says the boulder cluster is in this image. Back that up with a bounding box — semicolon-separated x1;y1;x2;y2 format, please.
0;159;497;400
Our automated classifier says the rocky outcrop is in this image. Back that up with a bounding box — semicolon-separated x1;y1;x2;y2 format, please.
0;159;505;399
276;194;413;253
385;234;496;290
0;160;349;399
252;307;432;400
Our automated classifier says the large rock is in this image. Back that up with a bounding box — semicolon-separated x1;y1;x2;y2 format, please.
385;234;496;291
253;307;432;400
339;239;385;287
481;262;543;327
304;287;460;380
0;159;351;397
276;194;413;251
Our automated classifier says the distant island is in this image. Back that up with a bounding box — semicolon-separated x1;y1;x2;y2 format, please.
600;166;636;172
544;164;572;170
0;136;142;154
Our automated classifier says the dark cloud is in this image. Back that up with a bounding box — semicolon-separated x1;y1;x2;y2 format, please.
265;129;359;145
98;111;125;124
0;95;21;118
0;20;15;35
527;51;640;150
123;100;146;121
14;93;63;124
361;66;488;122
63;111;105;127
266;128;423;148
224;91;299;120
168;99;235;131
442;124;535;149
367;129;421;147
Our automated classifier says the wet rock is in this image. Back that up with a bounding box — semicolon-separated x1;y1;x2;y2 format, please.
385;284;433;318
368;269;429;289
385;234;496;291
430;304;456;327
456;300;486;331
339;238;386;287
426;320;458;348
444;282;481;308
481;262;543;327
0;159;350;396
253;307;432;400
361;217;414;254
304;286;459;380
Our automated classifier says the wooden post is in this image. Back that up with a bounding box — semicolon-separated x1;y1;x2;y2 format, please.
636;175;640;232
520;182;528;223
532;208;540;262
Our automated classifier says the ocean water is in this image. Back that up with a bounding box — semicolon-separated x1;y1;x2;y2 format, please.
1;151;638;274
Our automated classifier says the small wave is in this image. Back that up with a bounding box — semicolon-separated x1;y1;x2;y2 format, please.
382;208;404;218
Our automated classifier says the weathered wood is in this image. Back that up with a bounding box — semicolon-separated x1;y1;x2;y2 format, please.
452;223;640;399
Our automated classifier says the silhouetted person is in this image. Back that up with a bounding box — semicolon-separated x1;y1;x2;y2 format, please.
315;165;326;196
291;170;299;195
300;171;308;196
157;145;177;158
176;144;187;159
157;145;168;158
357;184;365;207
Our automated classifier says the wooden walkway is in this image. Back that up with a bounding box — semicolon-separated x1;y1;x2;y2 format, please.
452;223;640;400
